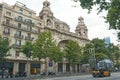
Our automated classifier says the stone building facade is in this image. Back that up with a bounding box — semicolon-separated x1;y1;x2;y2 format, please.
0;1;89;75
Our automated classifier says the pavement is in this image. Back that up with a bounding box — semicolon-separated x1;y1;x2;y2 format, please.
0;72;90;80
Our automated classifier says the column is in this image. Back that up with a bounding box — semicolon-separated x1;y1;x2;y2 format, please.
63;63;66;73
25;62;30;76
13;61;19;75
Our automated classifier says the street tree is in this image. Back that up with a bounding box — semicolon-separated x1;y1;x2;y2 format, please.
0;36;11;78
49;45;64;73
81;43;94;64
64;40;82;73
21;41;33;58
32;31;60;75
73;0;120;31
21;41;33;77
82;38;112;68
91;38;112;61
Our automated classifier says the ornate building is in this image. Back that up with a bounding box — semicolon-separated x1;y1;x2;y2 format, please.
0;1;89;75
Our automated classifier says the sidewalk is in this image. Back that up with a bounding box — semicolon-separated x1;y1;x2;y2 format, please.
0;72;90;80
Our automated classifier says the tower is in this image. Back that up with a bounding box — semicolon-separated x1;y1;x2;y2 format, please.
75;16;88;39
39;0;53;28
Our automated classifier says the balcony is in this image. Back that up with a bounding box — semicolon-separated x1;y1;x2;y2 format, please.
12;44;21;49
14;17;35;26
25;36;34;41
24;19;35;26
3;31;10;35
14;34;24;39
4;14;13;19
14;17;23;22
2;21;13;27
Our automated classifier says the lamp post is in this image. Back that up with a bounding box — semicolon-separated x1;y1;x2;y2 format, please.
26;49;30;80
89;48;96;69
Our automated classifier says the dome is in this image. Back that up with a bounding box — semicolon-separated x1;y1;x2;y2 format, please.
78;16;84;21
43;0;50;7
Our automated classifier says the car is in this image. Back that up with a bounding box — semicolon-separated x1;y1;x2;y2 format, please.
92;68;111;77
0;69;13;78
15;71;27;77
48;71;56;75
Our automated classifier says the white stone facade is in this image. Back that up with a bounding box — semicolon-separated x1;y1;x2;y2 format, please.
0;1;89;75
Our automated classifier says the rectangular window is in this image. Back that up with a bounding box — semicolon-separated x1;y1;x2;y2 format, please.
6;19;10;25
15;39;21;46
28;33;31;38
18;23;21;28
19;8;23;13
15;51;20;57
0;5;2;10
27;26;32;31
6;11;11;16
16;31;21;36
4;27;10;34
29;12;32;17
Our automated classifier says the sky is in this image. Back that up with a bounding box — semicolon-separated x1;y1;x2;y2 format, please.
0;0;118;45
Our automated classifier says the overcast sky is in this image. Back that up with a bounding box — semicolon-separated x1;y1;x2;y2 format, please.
0;0;118;45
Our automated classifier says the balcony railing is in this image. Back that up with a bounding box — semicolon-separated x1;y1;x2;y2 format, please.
3;31;10;35
2;21;38;34
14;17;35;26
25;36;34;41
12;44;21;49
2;21;13;27
4;14;13;19
14;34;24;39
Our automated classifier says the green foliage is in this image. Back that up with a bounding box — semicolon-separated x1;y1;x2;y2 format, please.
64;40;82;65
21;41;33;58
80;43;94;64
0;36;11;61
106;0;120;30
73;0;120;35
49;45;64;62
33;31;62;61
91;38;106;54
82;38;117;65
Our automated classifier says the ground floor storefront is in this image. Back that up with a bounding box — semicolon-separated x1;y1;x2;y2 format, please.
0;60;91;76
0;60;41;76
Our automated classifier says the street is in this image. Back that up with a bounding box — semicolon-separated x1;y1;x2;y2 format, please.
1;72;120;80
35;72;120;80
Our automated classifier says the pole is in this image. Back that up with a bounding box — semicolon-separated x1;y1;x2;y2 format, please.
2;57;4;79
25;51;29;80
89;48;96;69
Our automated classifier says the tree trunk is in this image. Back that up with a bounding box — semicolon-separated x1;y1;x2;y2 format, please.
45;58;48;76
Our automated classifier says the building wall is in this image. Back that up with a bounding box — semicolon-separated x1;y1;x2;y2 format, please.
0;1;90;75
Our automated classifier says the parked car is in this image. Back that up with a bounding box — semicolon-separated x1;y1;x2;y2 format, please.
41;71;56;76
0;70;13;78
48;71;56;75
15;72;27;77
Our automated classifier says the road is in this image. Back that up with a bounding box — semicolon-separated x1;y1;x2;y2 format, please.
35;72;120;80
1;72;120;80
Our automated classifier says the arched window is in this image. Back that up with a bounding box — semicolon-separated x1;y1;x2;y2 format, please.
47;19;51;26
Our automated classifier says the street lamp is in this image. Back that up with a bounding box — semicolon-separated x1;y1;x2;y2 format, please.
88;48;96;69
26;49;31;80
